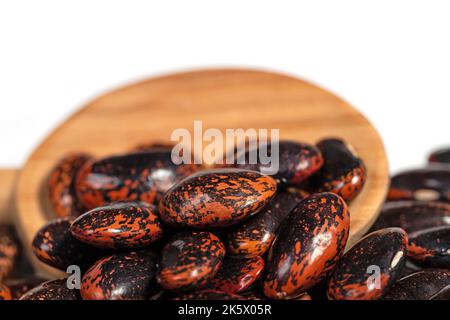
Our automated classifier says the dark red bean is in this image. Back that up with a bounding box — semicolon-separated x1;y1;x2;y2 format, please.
4;277;46;299
327;228;408;300
0;224;19;280
227;190;306;257
387;167;450;202
407;226;450;268
428;148;450;165
313;138;366;201
157;232;225;291
208;256;264;293
383;270;450;300
228;140;323;186
81;251;159;300
32;217;106;271
69;201;163;249
48;153;92;218
369;201;450;233
159;169;277;228
76;151;198;210
263;192;350;299
20;279;80;300
0;283;11;300
175;290;244;300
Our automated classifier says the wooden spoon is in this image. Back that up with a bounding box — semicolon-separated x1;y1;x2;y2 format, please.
15;68;389;277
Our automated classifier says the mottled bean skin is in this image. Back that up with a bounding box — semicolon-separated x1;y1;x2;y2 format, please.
383;270;450;300
5;277;46;299
313;138;366;201
227;190;307;257
157;232;225;291
398;260;422;279
428;148;450;165
387;167;450;202
132;143;202;166
369;201;450;233
81;251;159;300
307;279;328;301
0;224;19;280
175;290;244;300
32;218;106;270
159;169;277;228
70;201;163;249
0;283;11;300
407;226;450;268
327;228;408;300
48;153;92;218
263;192;350;299
76;151;198;210
208;256;264;293
20;279;80;300
431;286;450;300
229;140;323;186
241;289;311;300
240;290;267;300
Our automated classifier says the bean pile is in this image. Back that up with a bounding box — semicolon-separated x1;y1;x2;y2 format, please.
0;141;449;300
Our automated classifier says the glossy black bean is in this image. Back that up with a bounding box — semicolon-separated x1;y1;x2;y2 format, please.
327;228;408;300
81;251;159;300
313;138;366;201
76;151;198;210
398;260;423;279
387;167;450;202
431;286;450;300
408;226;450;268
47;153;92;218
227;189;307;257
20;279;80;300
69;201;163;249
207;256;264;293
32;217;106;271
263;192;350;299
5;277;46;299
383;270;450;300
159;169;277;228
369;201;450;233
228;140;323;186
428;148;450;165
157;232;225;291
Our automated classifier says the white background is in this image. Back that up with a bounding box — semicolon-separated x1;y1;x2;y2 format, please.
0;0;449;173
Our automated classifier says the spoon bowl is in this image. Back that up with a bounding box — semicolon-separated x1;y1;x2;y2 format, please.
15;68;389;277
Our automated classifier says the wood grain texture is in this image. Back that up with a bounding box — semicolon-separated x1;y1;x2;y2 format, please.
15;69;389;276
0;169;18;224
